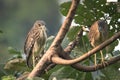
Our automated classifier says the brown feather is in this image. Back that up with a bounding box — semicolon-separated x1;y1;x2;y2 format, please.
24;20;47;67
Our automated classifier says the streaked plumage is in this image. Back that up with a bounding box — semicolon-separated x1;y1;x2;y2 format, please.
88;20;108;66
24;20;47;68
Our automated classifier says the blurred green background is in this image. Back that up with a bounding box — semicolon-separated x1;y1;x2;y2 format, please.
0;0;62;63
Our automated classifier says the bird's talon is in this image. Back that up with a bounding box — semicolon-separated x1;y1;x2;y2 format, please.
101;61;108;67
94;64;98;70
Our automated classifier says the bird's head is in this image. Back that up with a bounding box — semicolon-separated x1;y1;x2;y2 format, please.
98;20;107;33
34;20;47;31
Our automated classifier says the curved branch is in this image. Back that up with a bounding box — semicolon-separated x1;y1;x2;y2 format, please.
41;29;83;74
51;32;120;65
71;55;120;72
72;56;120;72
52;54;120;71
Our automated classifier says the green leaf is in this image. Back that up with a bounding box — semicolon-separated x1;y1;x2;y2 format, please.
61;35;70;48
112;50;120;56
49;66;93;80
67;26;81;41
107;40;119;53
101;62;120;80
60;1;71;16
45;36;55;51
1;75;16;80
7;47;22;59
91;70;105;80
107;31;119;53
4;58;30;73
8;47;21;55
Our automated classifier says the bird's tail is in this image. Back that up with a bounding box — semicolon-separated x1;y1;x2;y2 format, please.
26;43;34;68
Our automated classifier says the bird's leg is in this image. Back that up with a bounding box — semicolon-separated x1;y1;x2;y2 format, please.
39;47;44;58
100;50;107;67
94;53;97;66
100;50;104;62
93;52;99;70
91;42;98;69
32;53;36;68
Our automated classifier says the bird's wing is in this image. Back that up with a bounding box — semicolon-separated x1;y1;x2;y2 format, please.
24;28;36;67
88;21;99;41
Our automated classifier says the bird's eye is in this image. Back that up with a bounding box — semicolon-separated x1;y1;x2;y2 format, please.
38;23;41;26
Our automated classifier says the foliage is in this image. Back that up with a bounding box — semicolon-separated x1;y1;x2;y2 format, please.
1;0;120;80
7;47;22;59
60;0;120;30
49;66;93;80
59;0;120;80
1;75;16;80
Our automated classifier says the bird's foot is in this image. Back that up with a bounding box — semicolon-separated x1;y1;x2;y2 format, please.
94;63;98;70
101;60;108;67
94;64;98;70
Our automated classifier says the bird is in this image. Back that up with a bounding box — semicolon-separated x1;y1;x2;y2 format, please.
24;20;47;68
88;20;108;67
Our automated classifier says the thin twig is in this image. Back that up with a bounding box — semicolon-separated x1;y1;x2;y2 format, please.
64;29;83;53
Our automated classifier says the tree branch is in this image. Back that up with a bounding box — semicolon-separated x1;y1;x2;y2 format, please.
51;32;120;65
27;0;80;78
50;0;80;48
71;55;120;72
64;29;83;53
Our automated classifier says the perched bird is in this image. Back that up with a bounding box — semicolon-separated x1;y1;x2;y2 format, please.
88;20;108;67
24;20;47;68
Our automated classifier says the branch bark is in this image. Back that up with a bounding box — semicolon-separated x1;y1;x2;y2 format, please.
50;0;80;48
71;55;120;72
51;32;120;65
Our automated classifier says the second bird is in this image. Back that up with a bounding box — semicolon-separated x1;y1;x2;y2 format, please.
88;20;108;67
